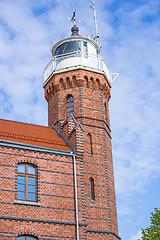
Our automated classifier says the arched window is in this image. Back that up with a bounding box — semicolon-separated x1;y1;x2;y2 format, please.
72;76;76;86
96;78;100;89
84;76;89;87
90;77;94;88
17;164;37;201
88;133;93;156
60;78;64;88
17;236;37;240
66;77;70;88
89;177;95;202
104;102;107;119
52;83;54;91
66;95;74;117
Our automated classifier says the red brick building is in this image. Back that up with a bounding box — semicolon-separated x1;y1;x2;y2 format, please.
0;24;120;240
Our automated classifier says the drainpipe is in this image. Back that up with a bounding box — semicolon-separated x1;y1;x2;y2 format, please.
51;125;79;238
73;154;79;240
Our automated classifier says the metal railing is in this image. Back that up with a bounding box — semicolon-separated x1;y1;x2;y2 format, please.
43;51;111;83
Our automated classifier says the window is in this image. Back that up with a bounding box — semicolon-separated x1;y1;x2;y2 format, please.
60;78;64;88
89;177;95;202
88;133;93;156
104;102;107;119
90;77;94;88
96;78;100;89
104;102;109;122
72;76;76;86
83;41;88;57
17;236;37;240
67;95;74;117
17;164;37;201
84;76;89;87
56;41;82;56
66;77;70;88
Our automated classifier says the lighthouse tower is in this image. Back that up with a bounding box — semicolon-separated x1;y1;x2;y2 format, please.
43;21;119;240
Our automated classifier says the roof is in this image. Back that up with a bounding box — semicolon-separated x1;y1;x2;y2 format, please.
0;118;72;152
51;33;100;57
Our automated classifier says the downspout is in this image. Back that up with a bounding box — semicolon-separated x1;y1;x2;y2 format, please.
73;154;79;240
51;124;79;239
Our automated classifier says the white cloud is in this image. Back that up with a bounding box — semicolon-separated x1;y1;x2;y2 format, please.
0;0;49;124
108;0;160;200
0;0;160;240
130;230;142;240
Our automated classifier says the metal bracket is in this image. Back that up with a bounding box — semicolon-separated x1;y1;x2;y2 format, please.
111;73;119;83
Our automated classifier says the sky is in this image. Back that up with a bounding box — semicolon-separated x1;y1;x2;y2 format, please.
0;0;160;239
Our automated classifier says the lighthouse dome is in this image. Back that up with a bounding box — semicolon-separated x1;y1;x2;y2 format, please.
51;25;100;58
44;25;111;84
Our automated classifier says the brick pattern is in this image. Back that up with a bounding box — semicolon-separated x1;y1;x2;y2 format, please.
44;69;111;126
43;69;119;240
0;146;79;239
0;68;120;239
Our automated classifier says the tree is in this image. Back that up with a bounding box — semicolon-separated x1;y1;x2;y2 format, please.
139;208;160;240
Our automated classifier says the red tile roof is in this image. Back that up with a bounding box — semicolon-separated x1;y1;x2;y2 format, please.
0;118;72;151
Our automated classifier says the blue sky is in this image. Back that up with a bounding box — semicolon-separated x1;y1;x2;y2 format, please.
0;0;160;239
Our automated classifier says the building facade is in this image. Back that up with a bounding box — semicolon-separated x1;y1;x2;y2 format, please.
0;24;120;240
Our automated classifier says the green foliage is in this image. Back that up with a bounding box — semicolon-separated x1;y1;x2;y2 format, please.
139;208;160;240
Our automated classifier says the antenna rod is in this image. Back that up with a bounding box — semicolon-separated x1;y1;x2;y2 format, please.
90;0;99;43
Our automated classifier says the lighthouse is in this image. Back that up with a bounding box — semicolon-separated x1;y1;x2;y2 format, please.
43;12;120;240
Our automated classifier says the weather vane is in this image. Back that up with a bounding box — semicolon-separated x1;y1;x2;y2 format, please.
68;8;81;25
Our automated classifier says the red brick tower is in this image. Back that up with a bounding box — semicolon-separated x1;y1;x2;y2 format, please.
43;24;120;240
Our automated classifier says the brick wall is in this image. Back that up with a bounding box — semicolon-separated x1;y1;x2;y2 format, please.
0;68;119;240
43;69;119;240
0;146;82;239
